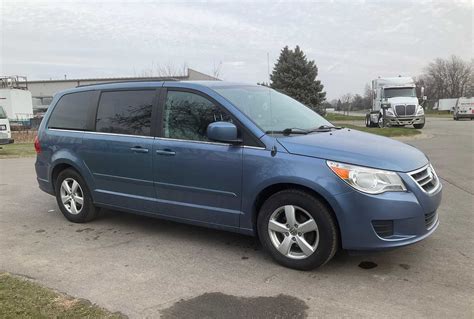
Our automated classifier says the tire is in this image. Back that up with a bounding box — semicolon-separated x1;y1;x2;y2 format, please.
365;115;370;127
55;168;98;223
257;189;339;270
377;115;384;128
413;123;425;129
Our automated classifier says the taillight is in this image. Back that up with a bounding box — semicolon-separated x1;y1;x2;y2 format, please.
34;135;41;154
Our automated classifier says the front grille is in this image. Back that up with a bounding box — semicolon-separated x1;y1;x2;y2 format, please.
394;104;416;116
406;105;416;115
372;220;394;238
409;164;440;194
425;211;438;229
395;105;405;116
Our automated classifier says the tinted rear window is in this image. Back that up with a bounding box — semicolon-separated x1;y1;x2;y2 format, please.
96;90;155;136
48;91;95;130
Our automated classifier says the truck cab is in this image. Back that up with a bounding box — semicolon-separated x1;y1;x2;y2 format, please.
366;77;426;129
0;106;13;145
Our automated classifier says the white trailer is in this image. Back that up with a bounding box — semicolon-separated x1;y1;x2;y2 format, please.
437;98;458;111
365;76;426;129
0;88;33;120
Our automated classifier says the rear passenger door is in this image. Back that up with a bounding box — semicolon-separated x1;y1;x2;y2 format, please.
152;89;243;228
80;89;158;213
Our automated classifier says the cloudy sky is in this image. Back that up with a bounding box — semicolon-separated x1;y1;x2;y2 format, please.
1;0;472;99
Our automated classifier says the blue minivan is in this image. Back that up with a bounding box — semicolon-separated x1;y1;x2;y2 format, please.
35;81;442;270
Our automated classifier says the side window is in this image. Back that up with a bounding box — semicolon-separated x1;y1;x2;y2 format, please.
163;91;231;141
48;91;95;130
96;90;154;136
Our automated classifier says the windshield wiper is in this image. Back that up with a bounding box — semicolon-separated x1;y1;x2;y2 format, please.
309;125;342;132
265;128;309;136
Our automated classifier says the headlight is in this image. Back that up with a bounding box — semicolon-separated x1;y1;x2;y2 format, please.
416;107;424;115
385;108;395;116
327;161;406;194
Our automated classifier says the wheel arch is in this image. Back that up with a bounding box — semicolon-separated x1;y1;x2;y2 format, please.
49;158;92;197
251;182;342;244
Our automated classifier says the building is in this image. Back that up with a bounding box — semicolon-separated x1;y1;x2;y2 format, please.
23;68;219;110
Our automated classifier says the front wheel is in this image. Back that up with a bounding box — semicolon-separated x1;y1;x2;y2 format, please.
414;123;425;129
257;189;339;270
378;115;384;128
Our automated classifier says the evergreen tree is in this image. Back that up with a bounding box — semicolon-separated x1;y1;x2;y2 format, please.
270;46;326;114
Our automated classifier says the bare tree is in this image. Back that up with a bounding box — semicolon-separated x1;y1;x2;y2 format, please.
212;61;223;79
420;55;473;100
139;62;188;78
340;93;353;115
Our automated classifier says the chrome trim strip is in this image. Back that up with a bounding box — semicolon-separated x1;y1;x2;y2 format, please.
48;128;154;139
48;128;267;148
83;131;154;139
243;145;267;150
48;128;84;133
154;136;232;146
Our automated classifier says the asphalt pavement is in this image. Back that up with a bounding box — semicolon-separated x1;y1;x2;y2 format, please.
0;117;472;318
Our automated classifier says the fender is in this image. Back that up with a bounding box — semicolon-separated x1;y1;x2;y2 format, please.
50;150;96;199
240;173;352;234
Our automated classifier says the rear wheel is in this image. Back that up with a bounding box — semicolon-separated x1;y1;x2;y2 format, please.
55;168;98;223
257;189;339;270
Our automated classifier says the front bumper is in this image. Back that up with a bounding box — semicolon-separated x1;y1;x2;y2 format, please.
386;115;425;126
0;138;14;145
332;171;442;251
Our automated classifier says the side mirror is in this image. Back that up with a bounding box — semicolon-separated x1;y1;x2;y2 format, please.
207;121;242;144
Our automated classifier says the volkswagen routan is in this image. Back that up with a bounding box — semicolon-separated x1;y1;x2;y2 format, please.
35;81;442;270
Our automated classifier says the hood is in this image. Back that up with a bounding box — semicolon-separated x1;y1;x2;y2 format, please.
277;129;428;172
386;96;419;106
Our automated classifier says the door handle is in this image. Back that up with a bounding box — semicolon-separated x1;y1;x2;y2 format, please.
130;146;149;153
156;149;176;156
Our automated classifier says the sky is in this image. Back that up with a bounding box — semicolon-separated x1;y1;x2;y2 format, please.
1;0;472;99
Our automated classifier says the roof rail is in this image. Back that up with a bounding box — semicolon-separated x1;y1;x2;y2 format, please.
76;78;180;88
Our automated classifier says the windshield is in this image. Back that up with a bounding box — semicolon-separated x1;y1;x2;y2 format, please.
214;85;331;133
383;87;416;98
0;106;7;119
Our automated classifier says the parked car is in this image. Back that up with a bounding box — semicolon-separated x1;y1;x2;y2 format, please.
35;81;442;270
0;106;14;145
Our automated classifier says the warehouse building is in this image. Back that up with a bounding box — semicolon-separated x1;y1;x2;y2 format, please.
24;68;219;110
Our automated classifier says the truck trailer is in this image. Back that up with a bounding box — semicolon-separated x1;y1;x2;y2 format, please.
0;76;34;121
366;76;426;129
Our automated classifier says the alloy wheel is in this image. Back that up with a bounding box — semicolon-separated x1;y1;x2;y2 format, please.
267;205;319;259
60;178;84;215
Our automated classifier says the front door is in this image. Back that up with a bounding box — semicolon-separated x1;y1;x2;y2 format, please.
81;89;157;213
153;90;243;227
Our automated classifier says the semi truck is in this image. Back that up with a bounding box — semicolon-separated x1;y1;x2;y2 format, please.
365;76;426;129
